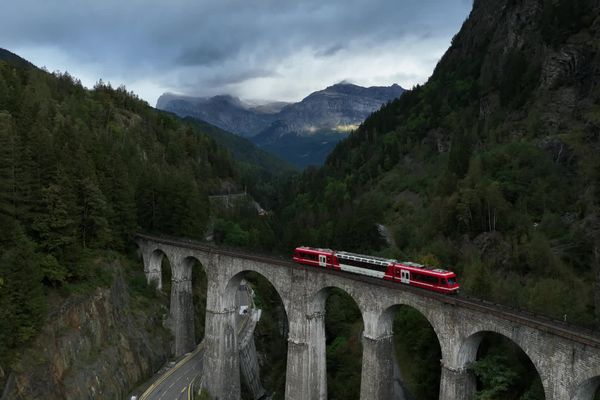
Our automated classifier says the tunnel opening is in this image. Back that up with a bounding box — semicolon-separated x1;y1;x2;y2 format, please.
389;305;441;400
324;288;364;400
470;332;544;400
230;271;289;400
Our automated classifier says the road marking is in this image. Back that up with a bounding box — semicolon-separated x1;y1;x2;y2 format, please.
142;291;252;400
140;343;205;400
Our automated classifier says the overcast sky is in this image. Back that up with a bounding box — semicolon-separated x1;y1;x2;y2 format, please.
2;0;472;106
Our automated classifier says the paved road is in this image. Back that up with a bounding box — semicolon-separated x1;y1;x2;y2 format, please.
139;283;252;400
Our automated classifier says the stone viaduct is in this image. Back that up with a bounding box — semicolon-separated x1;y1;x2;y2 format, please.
136;234;600;400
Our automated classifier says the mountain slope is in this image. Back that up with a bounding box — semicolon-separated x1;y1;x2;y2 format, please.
182;117;296;175
0;48;35;68
278;0;600;326
0;51;244;388
157;93;275;137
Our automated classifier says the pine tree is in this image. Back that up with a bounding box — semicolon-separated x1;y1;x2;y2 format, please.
0;112;17;219
31;183;76;256
77;177;111;248
0;225;45;365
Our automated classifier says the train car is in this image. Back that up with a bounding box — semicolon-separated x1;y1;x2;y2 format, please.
293;246;459;294
293;246;340;270
388;261;459;294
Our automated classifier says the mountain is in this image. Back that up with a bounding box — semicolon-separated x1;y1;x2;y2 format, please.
181;117;297;175
0;50;250;384
157;93;275;137
272;0;600;396
277;0;600;324
156;83;404;168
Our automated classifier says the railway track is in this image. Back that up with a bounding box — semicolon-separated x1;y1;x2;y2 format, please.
135;233;600;348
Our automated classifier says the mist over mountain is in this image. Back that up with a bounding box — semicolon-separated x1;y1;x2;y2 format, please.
157;83;404;168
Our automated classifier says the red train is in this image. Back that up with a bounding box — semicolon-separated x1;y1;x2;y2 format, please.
293;246;459;294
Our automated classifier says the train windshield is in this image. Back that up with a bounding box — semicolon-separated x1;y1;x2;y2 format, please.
447;278;456;286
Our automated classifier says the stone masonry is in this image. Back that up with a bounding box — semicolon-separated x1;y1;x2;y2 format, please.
136;235;600;400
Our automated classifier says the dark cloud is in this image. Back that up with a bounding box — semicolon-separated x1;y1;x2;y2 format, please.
203;68;277;88
177;46;237;67
1;0;472;104
315;44;345;58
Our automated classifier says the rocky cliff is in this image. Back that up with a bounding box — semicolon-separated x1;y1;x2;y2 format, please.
2;265;170;400
158;83;404;139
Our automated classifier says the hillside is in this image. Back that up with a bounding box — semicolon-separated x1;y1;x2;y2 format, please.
270;1;600;397
0;51;242;393
182;117;296;176
277;0;600;324
0;48;35;69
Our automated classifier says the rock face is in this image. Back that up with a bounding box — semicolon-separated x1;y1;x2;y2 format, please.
157;83;404;168
2;268;170;400
157;94;275;138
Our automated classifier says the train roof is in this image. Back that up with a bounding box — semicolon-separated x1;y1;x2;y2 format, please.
398;262;455;276
335;251;396;265
296;246;334;253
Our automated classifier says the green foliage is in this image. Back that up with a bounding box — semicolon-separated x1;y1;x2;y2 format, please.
472;335;544;400
0;225;45;366
268;1;600;393
325;289;363;400
393;307;441;400
243;272;287;400
0;60;238;368
499;49;541;108
472;354;519;400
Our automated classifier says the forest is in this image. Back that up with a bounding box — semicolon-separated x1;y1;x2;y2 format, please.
0;60;239;371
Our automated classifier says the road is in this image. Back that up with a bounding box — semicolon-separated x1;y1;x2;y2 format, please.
138;282;252;400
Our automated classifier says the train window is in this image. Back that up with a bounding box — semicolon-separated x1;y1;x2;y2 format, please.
301;253;318;261
413;273;438;284
448;278;456;285
441;279;447;285
340;257;387;272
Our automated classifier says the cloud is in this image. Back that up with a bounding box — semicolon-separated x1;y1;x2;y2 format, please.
1;0;472;105
315;44;345;58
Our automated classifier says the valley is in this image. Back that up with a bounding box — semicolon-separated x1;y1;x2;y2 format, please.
1;0;600;399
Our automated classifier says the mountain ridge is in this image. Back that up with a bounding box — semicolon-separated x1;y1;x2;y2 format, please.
157;82;404;167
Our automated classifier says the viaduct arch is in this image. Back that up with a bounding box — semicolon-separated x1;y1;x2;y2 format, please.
136;234;600;400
